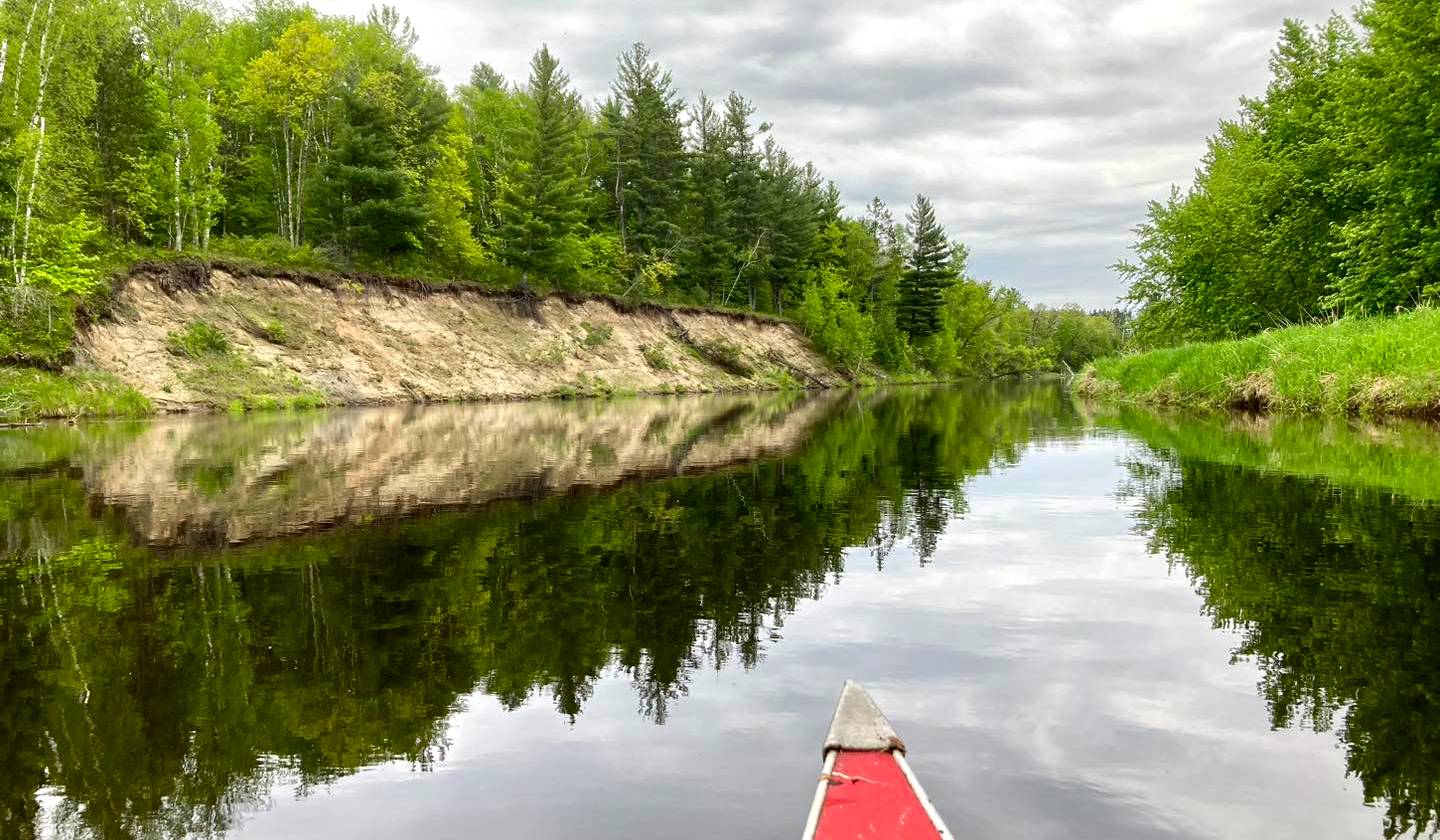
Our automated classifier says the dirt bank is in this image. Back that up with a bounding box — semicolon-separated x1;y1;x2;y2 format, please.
78;265;843;411
67;391;845;546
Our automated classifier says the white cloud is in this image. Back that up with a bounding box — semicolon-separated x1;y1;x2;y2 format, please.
264;0;1346;307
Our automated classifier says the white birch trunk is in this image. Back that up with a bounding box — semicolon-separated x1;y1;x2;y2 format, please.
283;118;295;245
172;142;182;250
10;0;40;115
15;8;56;284
18;115;46;284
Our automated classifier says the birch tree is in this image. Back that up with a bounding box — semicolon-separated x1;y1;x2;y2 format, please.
239;17;338;246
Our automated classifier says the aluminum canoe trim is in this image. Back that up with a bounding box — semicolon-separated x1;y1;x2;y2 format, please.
894;750;955;839
800;749;837;840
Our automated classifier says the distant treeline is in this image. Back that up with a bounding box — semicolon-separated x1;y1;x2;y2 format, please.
0;0;1115;376
1120;0;1440;348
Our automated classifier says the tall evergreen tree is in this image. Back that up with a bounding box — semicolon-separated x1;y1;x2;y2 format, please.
91;24;163;243
610;42;685;256
679;92;732;302
757;139;819;314
898;194;956;337
315;81;424;261
495;44;588;288
721;93;766;308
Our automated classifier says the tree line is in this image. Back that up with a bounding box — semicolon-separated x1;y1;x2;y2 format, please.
0;0;1116;376
1119;0;1440;348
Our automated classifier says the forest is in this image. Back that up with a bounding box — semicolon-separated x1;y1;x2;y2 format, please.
1118;0;1440;348
0;0;1116;381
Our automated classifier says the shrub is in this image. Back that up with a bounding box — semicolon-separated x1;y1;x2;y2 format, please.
640;343;673;371
580;321;613;348
794;267;874;374
166;320;229;358
530;338;569;366
261;320;288;345
697;337;751;376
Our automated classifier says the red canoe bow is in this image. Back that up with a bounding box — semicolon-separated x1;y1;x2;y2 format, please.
801;681;953;840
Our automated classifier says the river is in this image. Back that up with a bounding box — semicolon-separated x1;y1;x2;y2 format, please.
1;384;1436;839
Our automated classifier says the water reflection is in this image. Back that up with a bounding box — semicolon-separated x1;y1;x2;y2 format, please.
1107;406;1440;839
4;386;1440;839
0;385;1073;838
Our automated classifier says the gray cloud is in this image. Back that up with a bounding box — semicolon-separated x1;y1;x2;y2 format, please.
284;0;1345;308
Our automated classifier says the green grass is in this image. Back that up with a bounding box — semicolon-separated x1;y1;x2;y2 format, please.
1079;308;1440;417
175;351;329;412
1091;402;1440;502
0;368;151;423
166;320;230;358
158;322;327;412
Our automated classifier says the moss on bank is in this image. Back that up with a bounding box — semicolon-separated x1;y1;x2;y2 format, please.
0;368;151;424
1079;309;1440;417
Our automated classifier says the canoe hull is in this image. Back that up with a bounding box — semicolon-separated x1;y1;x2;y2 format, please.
806;682;950;840
801;682;952;840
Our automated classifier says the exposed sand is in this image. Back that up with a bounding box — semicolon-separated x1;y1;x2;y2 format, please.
80;269;841;411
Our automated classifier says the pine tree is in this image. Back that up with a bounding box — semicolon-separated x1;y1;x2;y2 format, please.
315;82;425;262
898;194;956;337
495;44;588;288
757;138;819;314
679;93;732;302
721;93;765;307
91;25;163;243
610;42;685;256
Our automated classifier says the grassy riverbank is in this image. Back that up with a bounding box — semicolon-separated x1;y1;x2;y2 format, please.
0;368;151;425
1078;309;1440;417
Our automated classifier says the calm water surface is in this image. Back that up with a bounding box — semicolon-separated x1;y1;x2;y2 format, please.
2;384;1438;839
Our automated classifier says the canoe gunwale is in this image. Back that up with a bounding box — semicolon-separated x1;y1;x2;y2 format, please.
800;749;838;840
800;681;954;840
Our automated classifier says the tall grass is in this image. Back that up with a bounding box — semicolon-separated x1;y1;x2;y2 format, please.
0;369;151;423
1079;308;1440;417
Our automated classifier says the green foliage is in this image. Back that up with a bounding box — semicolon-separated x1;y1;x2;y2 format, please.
0;0;1100;383
1120;6;1440;345
203;236;337;273
794;267;873;373
1080;306;1440;416
495;46;590;288
315;75;428;262
608;43;687;257
261;320;289;345
640;343;673;371
898;194;958;338
0;287;77;366
27;217;104;296
696;336;751;377
0;368;151;423
580;321;613;348
165;320;230;358
530;338;569;366
173;346;329;411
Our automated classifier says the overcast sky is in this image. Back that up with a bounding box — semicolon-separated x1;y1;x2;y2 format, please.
293;0;1345;308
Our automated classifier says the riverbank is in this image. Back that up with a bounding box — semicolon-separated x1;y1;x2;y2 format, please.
1077;308;1440;418
0;262;845;423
